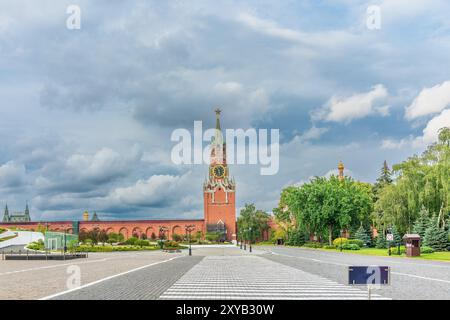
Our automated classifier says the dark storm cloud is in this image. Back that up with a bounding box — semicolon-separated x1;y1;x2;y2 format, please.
1;0;449;219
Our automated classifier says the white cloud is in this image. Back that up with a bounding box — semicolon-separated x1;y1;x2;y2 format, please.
420;109;450;144
236;12;358;48
34;147;142;193
107;174;188;207
67;148;132;181
297;126;329;142
213;81;243;94
324;168;354;179
381;138;412;150
0;161;26;189
237;12;304;43
378;0;446;21
2;1;450;220
0;15;14;34
405;81;450;120
313;84;389;123
382;109;450;149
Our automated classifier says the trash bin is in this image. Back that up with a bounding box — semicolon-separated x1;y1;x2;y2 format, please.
403;234;421;257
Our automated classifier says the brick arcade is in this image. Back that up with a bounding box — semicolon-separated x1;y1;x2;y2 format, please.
0;110;237;242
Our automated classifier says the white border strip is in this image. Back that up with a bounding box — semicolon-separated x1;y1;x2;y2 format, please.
39;256;180;300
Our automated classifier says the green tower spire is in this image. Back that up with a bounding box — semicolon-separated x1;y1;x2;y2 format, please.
24;202;30;221
91;212;100;222
3;204;9;222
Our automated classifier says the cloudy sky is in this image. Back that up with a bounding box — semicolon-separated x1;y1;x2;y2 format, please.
1;0;449;221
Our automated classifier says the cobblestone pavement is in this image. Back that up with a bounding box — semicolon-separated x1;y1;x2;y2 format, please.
9;245;445;300
159;255;388;300
51;256;203;300
0;245;27;253
0;251;185;299
259;246;450;300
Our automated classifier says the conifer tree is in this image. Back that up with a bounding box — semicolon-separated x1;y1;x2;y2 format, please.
423;215;450;251
375;234;387;249
354;225;371;247
390;225;402;246
373;161;393;198
378;160;393;185
413;206;431;239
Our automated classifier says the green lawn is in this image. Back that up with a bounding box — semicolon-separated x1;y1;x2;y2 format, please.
410;251;450;262
320;247;450;261
258;243;450;262
351;248;450;262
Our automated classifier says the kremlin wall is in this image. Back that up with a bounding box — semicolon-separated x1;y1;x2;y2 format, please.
0;111;237;242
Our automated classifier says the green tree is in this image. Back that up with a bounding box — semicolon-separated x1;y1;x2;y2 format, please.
413;206;431;239
194;231;203;243
237;204;271;243
98;230;108;245
136;239;150;247
125;237;138;245
67;239;79;252
375;234;387;249
172;233;183;242
107;232;119;244
354;225;371;247
285;228;307;246
390;225;402;246
205;232;220;242
87;229;100;244
372;161;393;233
373;160;393;197
376;127;450;235
79;230;89;243
423;215;449;251
279;176;373;245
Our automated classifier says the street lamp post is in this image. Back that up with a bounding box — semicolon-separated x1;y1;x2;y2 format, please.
249;227;252;253
185;225;195;256
244;229;247;250
387;227;392;256
239;233;243;249
64;229;67;255
158;226;168;250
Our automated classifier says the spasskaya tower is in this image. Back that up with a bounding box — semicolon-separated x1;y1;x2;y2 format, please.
203;109;236;242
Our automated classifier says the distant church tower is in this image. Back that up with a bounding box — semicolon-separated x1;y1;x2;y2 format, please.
203;109;236;242
2;204;9;222
338;161;345;181
2;204;31;222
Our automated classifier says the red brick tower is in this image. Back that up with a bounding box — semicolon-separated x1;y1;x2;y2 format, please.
203;109;236;242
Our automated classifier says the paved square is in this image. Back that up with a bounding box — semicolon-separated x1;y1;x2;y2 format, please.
159;255;388;300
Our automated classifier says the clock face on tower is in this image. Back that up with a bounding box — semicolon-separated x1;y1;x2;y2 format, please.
212;164;226;179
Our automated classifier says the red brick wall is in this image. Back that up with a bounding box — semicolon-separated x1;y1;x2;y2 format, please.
0;220;205;240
